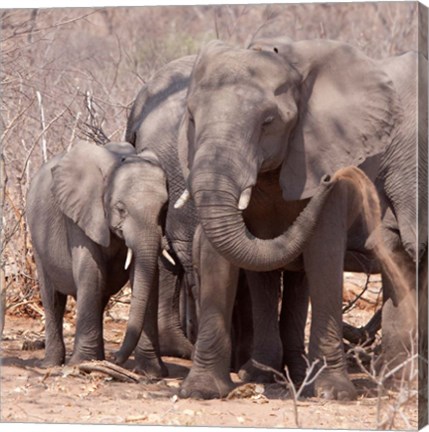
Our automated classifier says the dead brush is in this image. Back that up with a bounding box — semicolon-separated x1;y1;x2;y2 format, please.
251;357;327;428
348;331;420;430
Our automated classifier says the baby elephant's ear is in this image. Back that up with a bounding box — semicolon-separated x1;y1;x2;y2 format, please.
51;140;119;247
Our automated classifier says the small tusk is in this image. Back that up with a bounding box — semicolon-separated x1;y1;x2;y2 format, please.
174;189;190;209
162;249;176;266
238;187;252;211
124;248;133;270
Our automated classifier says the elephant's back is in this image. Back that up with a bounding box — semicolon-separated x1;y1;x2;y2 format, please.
128;55;195;150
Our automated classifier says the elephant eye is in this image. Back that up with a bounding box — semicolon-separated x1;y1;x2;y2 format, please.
263;115;275;126
116;202;127;217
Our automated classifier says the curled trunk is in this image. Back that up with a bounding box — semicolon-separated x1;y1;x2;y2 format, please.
191;172;335;272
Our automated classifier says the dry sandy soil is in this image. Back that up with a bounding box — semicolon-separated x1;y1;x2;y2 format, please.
0;274;419;431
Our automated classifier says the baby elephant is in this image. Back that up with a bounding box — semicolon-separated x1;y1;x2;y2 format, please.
27;140;169;377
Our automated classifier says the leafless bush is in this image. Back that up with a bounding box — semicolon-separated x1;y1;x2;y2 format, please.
252;357;327;428
349;332;420;430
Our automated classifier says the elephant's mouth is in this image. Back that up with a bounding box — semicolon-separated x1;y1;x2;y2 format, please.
259;157;283;174
110;225;125;242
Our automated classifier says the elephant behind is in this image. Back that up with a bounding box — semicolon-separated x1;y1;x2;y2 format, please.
114;55;199;364
118;54;255;370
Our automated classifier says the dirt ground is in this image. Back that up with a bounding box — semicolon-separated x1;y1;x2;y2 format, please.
0;274;419;431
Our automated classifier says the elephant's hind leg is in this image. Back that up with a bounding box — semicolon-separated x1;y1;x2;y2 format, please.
238;270;283;383
37;255;67;367
280;270;309;387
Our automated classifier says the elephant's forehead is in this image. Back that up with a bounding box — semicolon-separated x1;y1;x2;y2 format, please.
194;49;282;87
189;84;267;114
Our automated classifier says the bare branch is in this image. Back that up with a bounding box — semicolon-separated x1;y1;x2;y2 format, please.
18;98;76;180
78;360;143;383
36;90;48;162
2;9;102;42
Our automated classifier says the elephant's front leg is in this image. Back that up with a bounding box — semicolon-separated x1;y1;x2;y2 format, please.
179;229;239;399
238;270;283;383
157;260;193;359
303;185;357;401
68;237;106;365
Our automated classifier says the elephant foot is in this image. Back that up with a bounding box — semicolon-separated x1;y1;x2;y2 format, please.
68;349;104;366
238;358;280;383
159;328;194;359
134;354;168;379
39;341;65;367
40;354;65;368
313;369;357;401
179;369;235;399
134;348;168;379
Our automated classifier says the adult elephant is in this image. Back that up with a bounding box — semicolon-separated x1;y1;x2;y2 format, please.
175;38;426;400
114;55;198;363
251;38;428;380
27;140;171;378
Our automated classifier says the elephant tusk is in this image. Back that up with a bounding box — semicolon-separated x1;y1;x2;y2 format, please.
174;189;190;209
238;187;252;211
162;249;176;266
124;248;133;270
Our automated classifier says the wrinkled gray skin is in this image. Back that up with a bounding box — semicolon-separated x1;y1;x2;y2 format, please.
27;141;170;377
275;47;428;382
177;38;427;400
374;51;427;369
115;56;198;363
276;47;428;388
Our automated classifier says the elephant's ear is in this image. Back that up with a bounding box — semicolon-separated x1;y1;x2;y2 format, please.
51;141;131;247
261;39;399;200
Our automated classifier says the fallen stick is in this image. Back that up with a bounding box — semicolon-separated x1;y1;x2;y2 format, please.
78;360;141;383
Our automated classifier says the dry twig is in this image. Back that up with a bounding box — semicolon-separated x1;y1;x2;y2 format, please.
252;357;327;428
78;360;142;383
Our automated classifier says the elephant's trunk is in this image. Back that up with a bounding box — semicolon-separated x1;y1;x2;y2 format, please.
190;168;335;272
114;230;161;364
